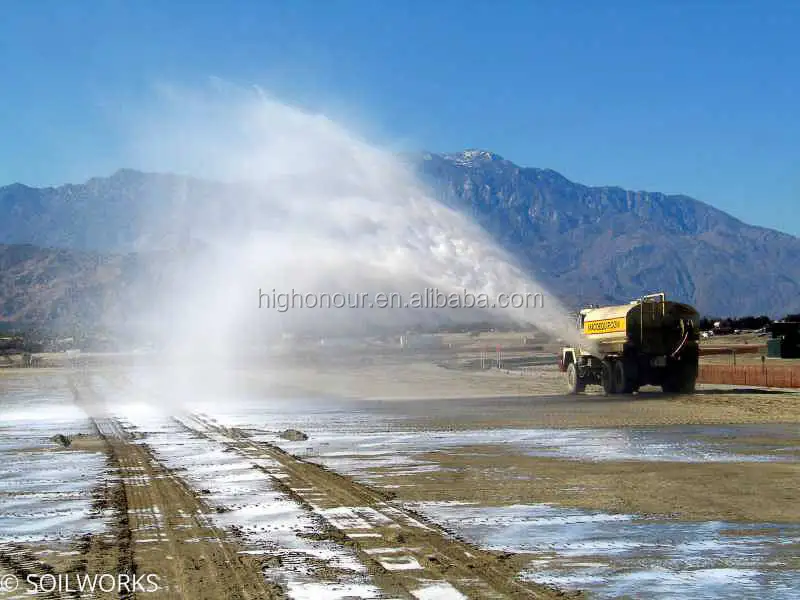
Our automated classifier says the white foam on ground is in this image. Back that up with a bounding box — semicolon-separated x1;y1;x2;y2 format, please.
266;426;796;471
411;580;468;600
318;507;374;530
282;582;383;600
409;502;800;600
377;556;423;571
113;412;382;599
0;378;110;543
97;373;800;599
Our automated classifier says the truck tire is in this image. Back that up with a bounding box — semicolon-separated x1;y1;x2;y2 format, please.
677;362;698;394
662;361;697;394
613;360;636;394
566;362;585;394
601;360;615;395
661;365;678;393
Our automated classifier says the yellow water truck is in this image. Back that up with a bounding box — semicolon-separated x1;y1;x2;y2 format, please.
559;293;700;395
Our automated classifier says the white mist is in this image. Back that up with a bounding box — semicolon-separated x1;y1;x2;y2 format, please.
121;83;589;377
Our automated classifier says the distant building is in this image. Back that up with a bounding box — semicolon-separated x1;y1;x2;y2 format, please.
767;321;800;358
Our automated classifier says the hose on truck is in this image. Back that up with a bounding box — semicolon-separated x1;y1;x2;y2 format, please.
670;318;691;358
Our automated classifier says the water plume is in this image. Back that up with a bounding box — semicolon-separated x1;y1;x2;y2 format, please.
121;82;591;372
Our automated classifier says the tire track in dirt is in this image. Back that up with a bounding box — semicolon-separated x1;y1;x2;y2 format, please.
0;543;67;599
178;413;578;600
68;374;284;600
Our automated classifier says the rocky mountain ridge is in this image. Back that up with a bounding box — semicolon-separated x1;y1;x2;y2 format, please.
1;151;798;326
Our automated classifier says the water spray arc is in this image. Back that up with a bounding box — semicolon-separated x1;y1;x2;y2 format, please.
124;84;591;366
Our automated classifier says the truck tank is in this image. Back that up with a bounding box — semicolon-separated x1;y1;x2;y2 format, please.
559;293;700;395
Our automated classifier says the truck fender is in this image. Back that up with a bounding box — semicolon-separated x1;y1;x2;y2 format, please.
559;349;575;372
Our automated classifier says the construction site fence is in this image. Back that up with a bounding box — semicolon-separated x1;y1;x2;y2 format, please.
697;364;800;388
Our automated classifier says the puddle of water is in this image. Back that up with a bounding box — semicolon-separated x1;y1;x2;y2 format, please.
410;501;800;600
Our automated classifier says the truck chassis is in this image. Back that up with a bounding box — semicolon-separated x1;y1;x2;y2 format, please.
560;345;698;395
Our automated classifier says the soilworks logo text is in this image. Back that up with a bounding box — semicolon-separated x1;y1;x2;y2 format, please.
1;573;160;594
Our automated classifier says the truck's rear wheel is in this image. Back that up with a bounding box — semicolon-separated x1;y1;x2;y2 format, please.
677;362;697;393
566;362;585;394
662;361;697;394
613;360;636;394
601;360;615;395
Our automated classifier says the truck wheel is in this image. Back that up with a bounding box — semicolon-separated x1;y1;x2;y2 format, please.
601;360;615;395
612;361;629;394
661;365;678;393
662;362;696;394
566;362;585;394
677;362;698;394
679;377;697;394
614;360;638;394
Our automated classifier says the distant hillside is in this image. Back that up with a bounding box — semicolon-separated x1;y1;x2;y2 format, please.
0;243;150;331
1;152;799;324
412;151;800;316
0;243;121;329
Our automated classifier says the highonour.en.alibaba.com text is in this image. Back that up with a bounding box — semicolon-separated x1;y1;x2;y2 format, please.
257;287;545;312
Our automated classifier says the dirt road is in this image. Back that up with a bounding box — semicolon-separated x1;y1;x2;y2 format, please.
4;352;799;600
68;375;283;600
175;413;573;599
50;372;574;599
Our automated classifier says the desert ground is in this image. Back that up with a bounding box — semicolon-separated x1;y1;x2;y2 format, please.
1;334;798;599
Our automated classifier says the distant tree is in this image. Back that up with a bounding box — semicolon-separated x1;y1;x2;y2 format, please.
699;315;772;331
699;317;717;330
733;315;772;330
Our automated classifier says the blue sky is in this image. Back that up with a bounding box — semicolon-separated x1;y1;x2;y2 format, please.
1;1;798;235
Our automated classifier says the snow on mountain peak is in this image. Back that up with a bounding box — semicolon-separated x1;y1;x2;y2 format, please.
443;149;506;166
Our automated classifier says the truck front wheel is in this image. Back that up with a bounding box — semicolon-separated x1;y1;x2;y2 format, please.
566;362;585;394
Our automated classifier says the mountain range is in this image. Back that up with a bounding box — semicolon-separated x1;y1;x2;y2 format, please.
1;150;799;331
414;151;800;317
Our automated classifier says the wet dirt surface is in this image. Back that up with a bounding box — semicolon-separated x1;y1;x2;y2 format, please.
241;359;800;599
2;368;573;599
2;355;799;599
266;420;800;599
387;444;799;521
411;502;800;600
